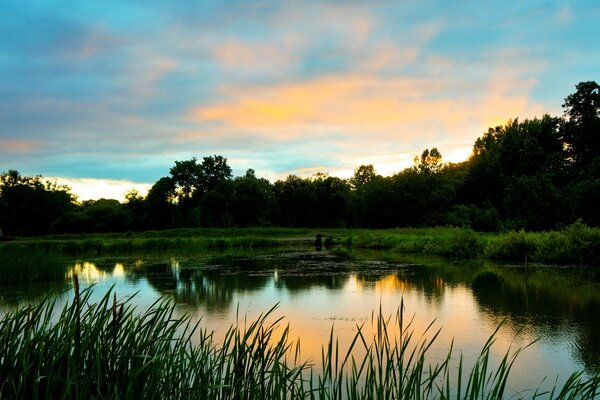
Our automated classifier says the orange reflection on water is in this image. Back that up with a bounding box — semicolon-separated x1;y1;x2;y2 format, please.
374;274;410;293
112;263;125;278
344;274;363;292
67;262;127;284
67;262;106;284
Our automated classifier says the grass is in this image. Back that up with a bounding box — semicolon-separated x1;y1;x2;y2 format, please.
0;247;67;284
1;283;599;399
0;223;598;285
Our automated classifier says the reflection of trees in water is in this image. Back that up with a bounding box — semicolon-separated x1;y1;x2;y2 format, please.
135;258;271;313
274;274;347;292
108;252;600;374
0;281;70;309
470;269;600;373
177;271;270;313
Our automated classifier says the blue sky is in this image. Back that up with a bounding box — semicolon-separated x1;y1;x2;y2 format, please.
1;0;599;199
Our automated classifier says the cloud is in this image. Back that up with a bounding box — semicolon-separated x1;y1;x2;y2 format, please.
212;40;298;77
0;139;42;153
2;0;598;193
555;4;573;25
125;50;178;98
190;67;543;142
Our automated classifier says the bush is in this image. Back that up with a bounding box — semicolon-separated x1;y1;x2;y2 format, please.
563;220;600;265
442;228;485;258
486;230;538;262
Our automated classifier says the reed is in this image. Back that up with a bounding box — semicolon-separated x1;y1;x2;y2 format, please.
1;285;599;399
0;246;67;283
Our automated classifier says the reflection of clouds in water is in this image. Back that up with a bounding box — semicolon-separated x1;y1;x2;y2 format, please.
7;251;598;390
374;274;409;293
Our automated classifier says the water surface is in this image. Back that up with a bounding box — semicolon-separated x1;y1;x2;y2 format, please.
1;249;598;396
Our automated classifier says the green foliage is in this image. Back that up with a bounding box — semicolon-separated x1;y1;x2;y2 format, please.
349;164;378;188
415;147;443;174
446;204;500;232
1;287;598;399
486;229;539;262
442;228;485;258
485;222;600;265
0;170;75;236
561;81;600;167
0;246;67;283
561;220;600;265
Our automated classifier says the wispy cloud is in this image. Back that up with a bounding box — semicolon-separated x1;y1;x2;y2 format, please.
190;67;542;141
1;0;598;199
0;139;42;153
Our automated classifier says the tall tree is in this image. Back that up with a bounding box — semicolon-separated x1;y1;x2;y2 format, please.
0;170;75;235
350;164;377;188
197;155;233;195
145;177;176;229
170;158;201;205
561;81;600;167
415;148;443;174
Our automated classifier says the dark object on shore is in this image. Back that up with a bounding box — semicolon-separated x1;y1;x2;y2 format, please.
315;234;322;250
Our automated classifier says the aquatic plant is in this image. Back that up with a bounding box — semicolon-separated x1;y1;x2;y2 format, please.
0;246;67;283
1;283;599;399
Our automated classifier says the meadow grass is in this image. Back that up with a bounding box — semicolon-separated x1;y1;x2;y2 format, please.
1;223;599;282
1;282;598;399
0;247;67;284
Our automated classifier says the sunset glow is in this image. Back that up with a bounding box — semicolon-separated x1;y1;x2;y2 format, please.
1;1;598;199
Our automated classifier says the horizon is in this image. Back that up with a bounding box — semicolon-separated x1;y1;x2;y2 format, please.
47;145;472;201
2;1;599;201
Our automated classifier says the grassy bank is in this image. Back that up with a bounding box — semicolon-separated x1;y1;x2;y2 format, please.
1;224;598;284
0;248;67;284
349;222;600;266
1;284;598;399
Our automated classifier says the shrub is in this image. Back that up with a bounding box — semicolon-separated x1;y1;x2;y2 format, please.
486;230;538;262
442;228;485;258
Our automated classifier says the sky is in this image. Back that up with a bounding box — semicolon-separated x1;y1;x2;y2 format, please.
1;0;599;200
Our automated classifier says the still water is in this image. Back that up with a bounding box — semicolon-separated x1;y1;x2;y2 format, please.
1;249;599;396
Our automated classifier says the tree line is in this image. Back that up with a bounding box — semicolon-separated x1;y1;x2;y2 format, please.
1;81;599;236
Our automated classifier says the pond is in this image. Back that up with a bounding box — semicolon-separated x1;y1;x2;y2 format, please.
1;248;599;397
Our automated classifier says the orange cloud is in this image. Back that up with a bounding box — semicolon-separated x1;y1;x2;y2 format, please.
191;71;542;137
194;75;441;129
184;48;546;178
0;139;41;153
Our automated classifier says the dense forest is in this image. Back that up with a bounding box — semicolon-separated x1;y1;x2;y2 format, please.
1;81;599;236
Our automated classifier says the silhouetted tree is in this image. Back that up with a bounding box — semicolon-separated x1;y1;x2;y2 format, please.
196;155;233;195
3;82;600;233
170;158;201;211
124;189;145;230
561;81;600;167
200;182;233;227
0;170;75;235
312;175;351;227
229;170;273;226
416;147;443;174
144;177;176;229
81;199;130;232
273;175;317;227
350;164;378;188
